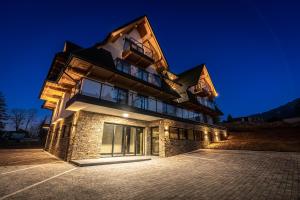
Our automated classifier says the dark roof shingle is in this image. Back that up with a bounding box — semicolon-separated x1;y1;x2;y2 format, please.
175;64;205;87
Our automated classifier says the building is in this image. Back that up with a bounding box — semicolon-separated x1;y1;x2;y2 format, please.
39;16;227;161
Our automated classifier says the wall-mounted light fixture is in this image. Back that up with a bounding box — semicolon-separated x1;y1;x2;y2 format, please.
122;113;129;118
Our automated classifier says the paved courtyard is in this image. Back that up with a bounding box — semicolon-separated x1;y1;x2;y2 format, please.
0;149;299;200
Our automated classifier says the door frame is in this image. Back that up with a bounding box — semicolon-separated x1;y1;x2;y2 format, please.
102;123;144;157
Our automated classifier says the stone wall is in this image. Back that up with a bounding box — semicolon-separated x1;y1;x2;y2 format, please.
44;110;227;160
67;110;151;160
44;115;74;160
162;119;226;157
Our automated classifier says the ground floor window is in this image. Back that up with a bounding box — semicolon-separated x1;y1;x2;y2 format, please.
194;130;203;141
169;127;204;142
101;123;144;156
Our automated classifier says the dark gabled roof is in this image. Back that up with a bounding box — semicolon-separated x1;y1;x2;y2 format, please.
45;41;82;82
45;52;67;82
175;64;205;87
71;47;115;69
64;41;82;53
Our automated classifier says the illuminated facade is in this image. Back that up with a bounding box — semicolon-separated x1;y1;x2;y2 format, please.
39;16;226;161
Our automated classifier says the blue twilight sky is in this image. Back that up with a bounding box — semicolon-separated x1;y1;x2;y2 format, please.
0;0;299;120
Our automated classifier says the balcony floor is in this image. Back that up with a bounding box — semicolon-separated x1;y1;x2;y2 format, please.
66;100;162;122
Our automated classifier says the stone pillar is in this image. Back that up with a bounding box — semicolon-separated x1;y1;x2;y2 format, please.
159;120;166;157
202;130;210;147
69;111;103;160
213;130;221;142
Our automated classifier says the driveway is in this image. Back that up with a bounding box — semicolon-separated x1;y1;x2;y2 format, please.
0;149;299;200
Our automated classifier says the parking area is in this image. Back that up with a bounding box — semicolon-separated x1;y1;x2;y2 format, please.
0;149;299;200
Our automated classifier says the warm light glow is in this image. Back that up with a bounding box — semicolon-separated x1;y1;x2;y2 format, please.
164;126;169;131
122;113;129;118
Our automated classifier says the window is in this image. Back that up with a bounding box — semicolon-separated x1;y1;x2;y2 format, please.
187;129;194;140
169;127;189;140
179;128;188;140
169;127;179;140
116;59;131;74
194;130;203;141
137;68;149;82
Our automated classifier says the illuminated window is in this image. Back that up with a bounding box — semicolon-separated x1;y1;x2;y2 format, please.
179;128;188;140
187;129;194;140
169;127;179;140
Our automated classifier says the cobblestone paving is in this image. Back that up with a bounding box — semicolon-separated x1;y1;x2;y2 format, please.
0;149;299;200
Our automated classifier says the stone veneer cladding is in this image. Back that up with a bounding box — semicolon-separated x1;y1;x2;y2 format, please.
45;111;227;161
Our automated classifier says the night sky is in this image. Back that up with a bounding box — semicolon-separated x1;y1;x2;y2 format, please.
0;0;299;120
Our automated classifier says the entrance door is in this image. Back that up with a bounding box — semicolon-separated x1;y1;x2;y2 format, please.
101;123;144;156
151;127;159;155
124;126;135;155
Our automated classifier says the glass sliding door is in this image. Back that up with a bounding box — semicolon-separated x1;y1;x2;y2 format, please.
101;123;144;157
136;128;143;155
113;125;124;156
101;123;114;155
124;127;135;155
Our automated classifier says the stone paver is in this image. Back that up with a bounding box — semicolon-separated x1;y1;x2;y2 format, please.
0;149;299;200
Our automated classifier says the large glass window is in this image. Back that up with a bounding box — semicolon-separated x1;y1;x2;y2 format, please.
101;123;144;156
137;68;148;82
169;127;179;140
101;124;114;154
179;128;188;140
187;129;194;140
194;130;203;141
116;60;131;74
136;128;143;155
113;125;123;155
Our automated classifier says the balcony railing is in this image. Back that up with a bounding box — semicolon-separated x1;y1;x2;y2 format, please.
72;78;213;124
122;37;155;68
196;96;216;110
124;37;153;59
115;58;162;87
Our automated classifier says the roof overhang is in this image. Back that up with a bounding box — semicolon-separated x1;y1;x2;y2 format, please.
96;16;169;71
199;65;218;97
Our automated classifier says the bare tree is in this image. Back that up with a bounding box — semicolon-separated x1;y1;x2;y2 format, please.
0;92;8;131
24;109;37;131
10;109;26;131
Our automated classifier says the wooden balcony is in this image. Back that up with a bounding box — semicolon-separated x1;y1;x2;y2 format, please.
122;38;155;68
194;86;210;97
